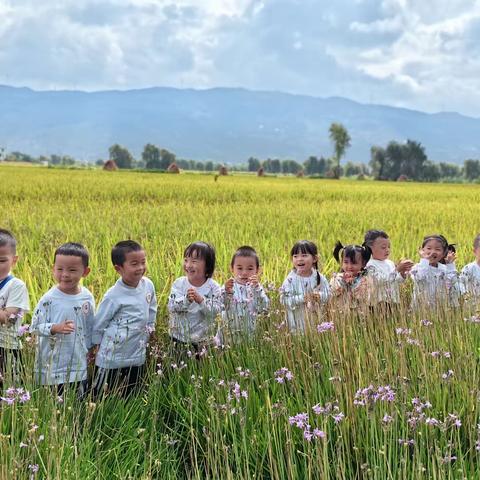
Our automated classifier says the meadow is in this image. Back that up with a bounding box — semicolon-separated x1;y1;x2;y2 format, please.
1;164;480;479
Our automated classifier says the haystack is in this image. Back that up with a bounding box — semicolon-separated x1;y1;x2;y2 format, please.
103;160;118;171
167;162;180;173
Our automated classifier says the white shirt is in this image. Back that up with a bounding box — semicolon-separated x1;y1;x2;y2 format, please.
221;281;269;341
31;286;95;385
168;276;223;343
410;259;461;308
366;258;404;304
0;274;30;349
280;269;330;334
460;262;480;299
93;277;157;369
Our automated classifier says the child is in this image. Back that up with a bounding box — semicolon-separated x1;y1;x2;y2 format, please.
364;229;413;309
410;234;461;309
330;242;371;310
92;240;157;397
168;241;223;352
280;240;330;333
0;229;30;388
460;234;480;306
31;243;94;397
221;246;269;343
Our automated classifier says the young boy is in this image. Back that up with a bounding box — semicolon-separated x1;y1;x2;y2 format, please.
92;240;157;397
0;229;30;388
30;242;94;397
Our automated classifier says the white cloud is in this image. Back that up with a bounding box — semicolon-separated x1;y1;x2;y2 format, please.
0;0;479;116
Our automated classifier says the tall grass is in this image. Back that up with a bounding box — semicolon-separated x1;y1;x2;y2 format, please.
1;165;480;478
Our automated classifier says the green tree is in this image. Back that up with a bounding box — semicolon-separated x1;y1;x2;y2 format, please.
248;157;261;172
464;159;480;181
109;144;134;169
142;144;161;169
329;123;351;179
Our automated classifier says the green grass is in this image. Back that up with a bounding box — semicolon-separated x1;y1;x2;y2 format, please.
1;165;480;478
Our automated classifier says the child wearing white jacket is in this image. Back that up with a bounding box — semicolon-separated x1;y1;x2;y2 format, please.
221;246;269;343
280;240;330;334
410;234;462;309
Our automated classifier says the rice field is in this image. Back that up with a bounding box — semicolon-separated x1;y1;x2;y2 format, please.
2;164;480;479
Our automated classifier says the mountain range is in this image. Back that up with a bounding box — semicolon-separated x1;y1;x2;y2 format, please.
1;85;478;164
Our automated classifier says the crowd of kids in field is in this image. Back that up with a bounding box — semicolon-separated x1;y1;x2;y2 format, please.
1;227;480;398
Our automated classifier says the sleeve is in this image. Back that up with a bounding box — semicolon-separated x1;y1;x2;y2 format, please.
199;282;223;316
91;296;118;345
167;279;190;313
410;259;431;281
329;273;346;297
315;275;330;303
280;277;305;308
460;265;471;292
5;280;30;312
148;283;158;329
30;297;54;337
85;295;96;349
253;285;270;313
446;262;465;297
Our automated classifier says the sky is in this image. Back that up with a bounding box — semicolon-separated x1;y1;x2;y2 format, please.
1;0;479;117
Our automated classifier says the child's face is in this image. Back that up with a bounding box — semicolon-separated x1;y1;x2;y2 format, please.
342;253;364;276
474;247;480;264
292;252;317;277
422;239;445;265
184;252;207;285
370;237;390;261
53;255;90;294
231;256;259;284
0;245;18;281
115;250;146;287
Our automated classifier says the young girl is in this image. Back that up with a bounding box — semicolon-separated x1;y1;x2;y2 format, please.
410;234;461;309
221;246;269;343
330;242;371;310
168;242;223;351
460;233;480;306
280;240;330;333
364;229;413;309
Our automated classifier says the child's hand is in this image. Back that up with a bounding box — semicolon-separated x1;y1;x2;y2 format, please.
445;251;457;264
225;278;235;294
248;275;259;288
343;272;355;284
187;288;204;304
51;320;75;335
397;259;414;276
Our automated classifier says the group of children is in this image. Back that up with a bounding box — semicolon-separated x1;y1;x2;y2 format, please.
1;227;479;397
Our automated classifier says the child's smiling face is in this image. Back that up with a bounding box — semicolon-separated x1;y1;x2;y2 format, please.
341;252;364;277
231;256;258;284
184;252;207;286
0;245;17;281
53;254;90;294
422;239;445;265
292;252;317;277
115;250;146;287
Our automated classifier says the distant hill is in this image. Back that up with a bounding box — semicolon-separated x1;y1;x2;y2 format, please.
0;85;478;164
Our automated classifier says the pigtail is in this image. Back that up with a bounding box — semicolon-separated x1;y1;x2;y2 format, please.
333;241;344;263
448;243;456;253
361;245;372;264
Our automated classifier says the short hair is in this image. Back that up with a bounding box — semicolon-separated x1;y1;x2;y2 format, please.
231;246;260;268
333;241;371;266
184;241;216;279
363;230;389;248
474;234;480;250
54;242;89;268
111;240;143;266
0;229;17;254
